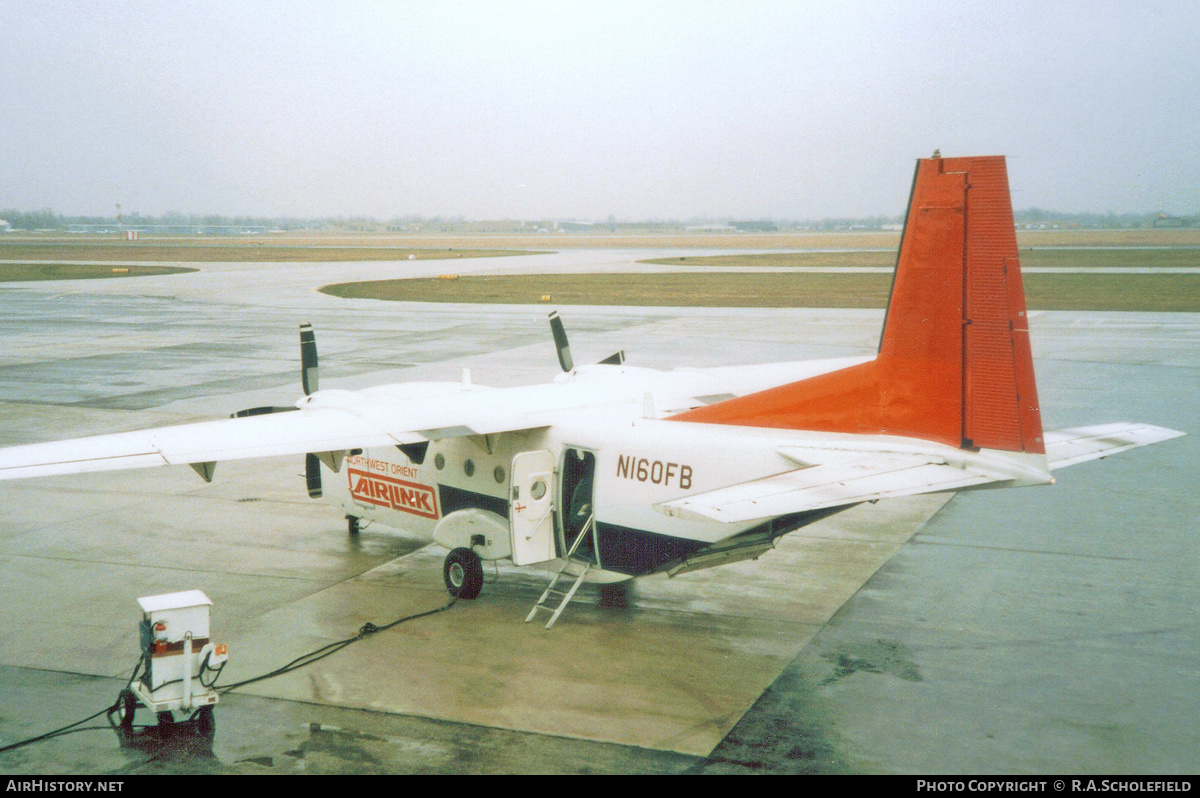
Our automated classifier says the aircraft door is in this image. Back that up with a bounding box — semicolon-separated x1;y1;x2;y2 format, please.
509;450;557;566
561;447;597;565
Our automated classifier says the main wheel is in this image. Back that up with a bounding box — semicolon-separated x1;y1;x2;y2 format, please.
443;547;484;599
347;514;360;535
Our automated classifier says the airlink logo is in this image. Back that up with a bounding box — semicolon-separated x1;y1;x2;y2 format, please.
348;468;440;519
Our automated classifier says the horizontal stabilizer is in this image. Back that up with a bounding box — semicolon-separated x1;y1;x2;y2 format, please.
655;453;1010;523
1044;423;1185;469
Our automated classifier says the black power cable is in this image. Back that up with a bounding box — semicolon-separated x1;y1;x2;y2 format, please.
0;597;458;754
0;657;144;754
216;597;457;692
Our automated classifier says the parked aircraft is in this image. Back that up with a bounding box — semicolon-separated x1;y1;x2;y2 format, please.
0;155;1183;627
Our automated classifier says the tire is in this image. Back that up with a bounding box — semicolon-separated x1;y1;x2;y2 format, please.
443;547;484;599
117;689;137;730
347;515;360;535
195;705;215;737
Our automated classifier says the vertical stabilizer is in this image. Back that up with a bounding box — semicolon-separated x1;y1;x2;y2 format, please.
669;155;1045;454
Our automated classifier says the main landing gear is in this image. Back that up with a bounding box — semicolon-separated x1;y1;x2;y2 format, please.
443;547;484;600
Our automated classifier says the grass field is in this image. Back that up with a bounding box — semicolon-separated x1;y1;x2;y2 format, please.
0;263;198;281
5;232;1197;310
320;272;1200;312
641;248;1200;270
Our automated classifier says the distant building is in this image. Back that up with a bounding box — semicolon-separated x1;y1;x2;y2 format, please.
1153;214;1199;228
684;223;736;232
0;220;10;233
731;220;778;232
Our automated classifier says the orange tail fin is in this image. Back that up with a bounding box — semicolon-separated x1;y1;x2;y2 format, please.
669;154;1045;454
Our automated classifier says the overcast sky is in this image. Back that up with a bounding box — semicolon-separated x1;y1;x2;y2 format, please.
2;1;1197;220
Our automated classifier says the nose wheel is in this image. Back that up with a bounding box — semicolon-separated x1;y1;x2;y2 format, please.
443;547;484;599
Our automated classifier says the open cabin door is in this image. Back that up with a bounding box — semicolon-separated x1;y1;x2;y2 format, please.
510;450;557;566
560;447;598;565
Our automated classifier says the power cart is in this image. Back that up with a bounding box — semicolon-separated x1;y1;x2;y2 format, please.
116;590;228;734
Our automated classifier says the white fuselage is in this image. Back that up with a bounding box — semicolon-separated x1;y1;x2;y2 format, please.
318;360;869;580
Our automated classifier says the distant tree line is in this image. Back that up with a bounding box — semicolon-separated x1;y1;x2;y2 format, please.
0;208;62;230
1013;208;1197;229
0;208;319;231
0;207;1194;232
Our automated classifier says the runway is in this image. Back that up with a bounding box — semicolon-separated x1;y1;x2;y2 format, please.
0;251;1196;774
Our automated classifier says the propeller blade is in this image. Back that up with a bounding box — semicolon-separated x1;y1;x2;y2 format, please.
306;452;323;498
229;327;323;498
300;322;320;395
299;325;323;497
230;406;297;418
548;311;573;372
598;351;626;366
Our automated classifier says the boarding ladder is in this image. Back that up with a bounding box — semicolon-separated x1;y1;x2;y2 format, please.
526;515;594;629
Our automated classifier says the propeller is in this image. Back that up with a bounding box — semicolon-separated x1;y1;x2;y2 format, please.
231;405;295;417
231;323;324;498
298;323;323;498
548;311;624;372
549;311;573;372
300;322;319;395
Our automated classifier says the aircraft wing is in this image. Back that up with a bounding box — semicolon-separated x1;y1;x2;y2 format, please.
655;452;1010;523
0;405;427;481
1043;423;1185;469
0;378;598;483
